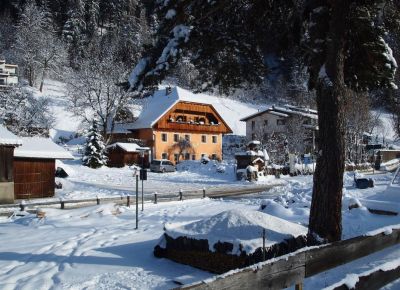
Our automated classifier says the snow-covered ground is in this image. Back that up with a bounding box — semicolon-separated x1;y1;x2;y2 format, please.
1;169;400;289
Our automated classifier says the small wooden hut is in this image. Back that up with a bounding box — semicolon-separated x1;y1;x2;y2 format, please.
0;125;22;203
13;137;73;199
106;142;150;168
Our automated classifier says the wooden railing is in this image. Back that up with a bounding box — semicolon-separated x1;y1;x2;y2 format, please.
177;228;400;290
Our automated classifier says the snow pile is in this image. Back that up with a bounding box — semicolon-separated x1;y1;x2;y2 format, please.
0;124;22;146
165;209;307;254
176;160;235;179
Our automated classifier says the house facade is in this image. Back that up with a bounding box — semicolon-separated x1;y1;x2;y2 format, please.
0;60;18;90
241;105;319;153
108;87;233;164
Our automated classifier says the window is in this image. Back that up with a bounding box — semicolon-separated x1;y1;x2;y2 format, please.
212;135;217;143
174;154;179;162
251;120;255;130
185;153;190;160
201;153;206;158
192;154;196;160
211;154;217;160
277;119;286;126
185;134;190;141
173;134;179;142
161;153;168;159
264;120;268;126
201;135;207;143
161;133;168;142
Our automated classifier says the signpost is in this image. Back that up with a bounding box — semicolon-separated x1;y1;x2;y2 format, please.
132;168;139;229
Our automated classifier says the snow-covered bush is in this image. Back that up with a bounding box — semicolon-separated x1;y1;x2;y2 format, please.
82;121;107;169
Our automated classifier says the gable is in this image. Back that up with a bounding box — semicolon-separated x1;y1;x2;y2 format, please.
154;101;233;134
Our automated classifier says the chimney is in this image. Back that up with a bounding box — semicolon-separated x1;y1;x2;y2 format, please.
166;86;172;95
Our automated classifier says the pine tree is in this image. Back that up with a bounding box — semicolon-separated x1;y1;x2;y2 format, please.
82;121;107;168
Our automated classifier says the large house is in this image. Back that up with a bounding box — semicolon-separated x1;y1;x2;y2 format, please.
0;59;18;90
240;104;319;152
108;87;233;164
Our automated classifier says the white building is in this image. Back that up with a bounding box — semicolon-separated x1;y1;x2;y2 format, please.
0;59;18;90
240;104;319;151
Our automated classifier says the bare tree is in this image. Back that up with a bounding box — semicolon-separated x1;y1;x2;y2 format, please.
15;0;67;90
0;86;54;136
66;39;130;142
169;138;195;163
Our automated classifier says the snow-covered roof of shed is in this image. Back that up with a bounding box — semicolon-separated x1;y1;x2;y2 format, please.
129;86;229;130
14;137;74;159
0;125;22;146
107;142;150;152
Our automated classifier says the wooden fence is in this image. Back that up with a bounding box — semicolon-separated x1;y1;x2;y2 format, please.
178;228;400;290
0;184;277;212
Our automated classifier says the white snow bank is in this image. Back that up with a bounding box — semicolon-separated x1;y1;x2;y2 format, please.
323;258;400;290
164;209;307;254
56;159;76;177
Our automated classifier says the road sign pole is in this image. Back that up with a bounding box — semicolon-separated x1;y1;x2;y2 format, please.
136;174;139;229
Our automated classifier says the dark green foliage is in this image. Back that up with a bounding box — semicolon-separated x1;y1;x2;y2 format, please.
82;121;107;168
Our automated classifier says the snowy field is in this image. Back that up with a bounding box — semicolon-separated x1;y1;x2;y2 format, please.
1;170;400;289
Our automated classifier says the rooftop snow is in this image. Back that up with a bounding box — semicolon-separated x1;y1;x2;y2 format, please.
0;125;22;146
107;142;150;152
240;104;318;121
14;137;74;159
165;209;307;254
128;86;232;132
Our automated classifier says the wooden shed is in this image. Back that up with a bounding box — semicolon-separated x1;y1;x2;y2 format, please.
13;137;74;199
377;150;400;163
0;125;22;203
106;142;150;168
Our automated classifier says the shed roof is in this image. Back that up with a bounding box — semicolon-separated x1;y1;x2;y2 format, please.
107;142;150;153
0;125;22;146
14;137;74;159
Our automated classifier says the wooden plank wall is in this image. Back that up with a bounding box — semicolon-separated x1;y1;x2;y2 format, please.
13;158;55;199
155;102;231;134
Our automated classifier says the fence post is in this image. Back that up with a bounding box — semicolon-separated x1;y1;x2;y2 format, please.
179;189;183;201
203;187;206;198
127;195;130;207
96;195;100;205
19;200;25;211
262;228;266;261
154;192;158;204
60;198;64;209
295;283;303;290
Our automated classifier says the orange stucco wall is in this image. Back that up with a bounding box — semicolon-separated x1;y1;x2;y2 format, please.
153;130;222;162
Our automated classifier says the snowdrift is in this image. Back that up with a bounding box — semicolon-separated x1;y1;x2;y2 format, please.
154;209;307;273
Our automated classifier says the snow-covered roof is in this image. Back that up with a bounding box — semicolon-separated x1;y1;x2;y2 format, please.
107;142;150;153
0;125;22;146
14;137;74;159
129;87;231;131
240;104;318;121
165;209;307;254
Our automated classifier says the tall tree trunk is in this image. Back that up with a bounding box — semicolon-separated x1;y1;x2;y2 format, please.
39;67;47;92
308;0;349;243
